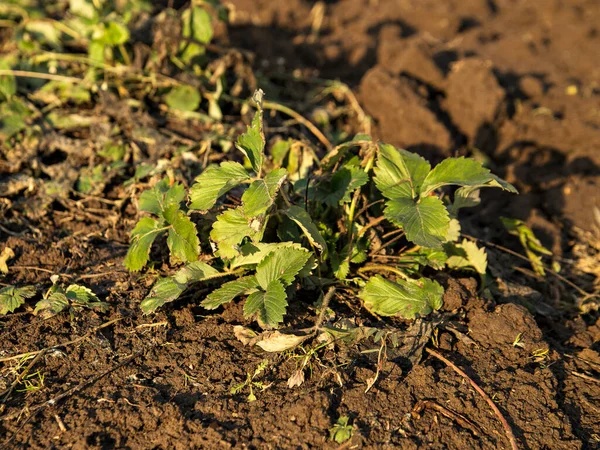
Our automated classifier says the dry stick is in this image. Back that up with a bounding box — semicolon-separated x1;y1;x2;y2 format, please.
0;317;124;363
425;348;519;450
262;100;332;149
314;287;336;330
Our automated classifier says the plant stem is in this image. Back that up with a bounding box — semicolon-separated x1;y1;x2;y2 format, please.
357;264;409;280
262;100;332;149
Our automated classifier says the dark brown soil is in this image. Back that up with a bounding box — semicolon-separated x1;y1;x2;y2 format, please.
2;1;600;449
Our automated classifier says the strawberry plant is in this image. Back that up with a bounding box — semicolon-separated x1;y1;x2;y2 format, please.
0;278;106;317
126;90;516;329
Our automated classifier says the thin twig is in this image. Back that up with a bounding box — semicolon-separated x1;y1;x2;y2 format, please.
314;287;336;330
262;100;332;149
425;348;519;450
0;69;81;84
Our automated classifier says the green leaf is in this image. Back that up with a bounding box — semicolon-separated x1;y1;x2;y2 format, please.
230;242;306;269
323;165;369;206
166;209;200;263
0;98;32;140
374;144;430;199
174;261;221;284
283;205;327;252
385;196;450;248
0;285;36;315
359;276;444;319
243;279;287;327
69;0;97;20
165;85;201;112
189;162;250;211
182;6;213;44
34;285;69;316
242;168;287;217
104;21;130;46
0;60;16;100
271;139;291;167
66;284;107;311
449;187;481;215
138;179;186;217
201;275;259;310
141;277;187;314
236;110;264;174
210;207;263;259
445;239;488;275
124;217;166;271
255;247;312;290
501;217;551;275
420;157;492;196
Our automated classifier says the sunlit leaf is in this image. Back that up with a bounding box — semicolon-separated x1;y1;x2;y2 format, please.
236;110;264;174
255;247;312;289
189;162;250;211
359;276;443;318
124;217;166;271
0;285;36;315
201;275;259;309
243;279;287;327
384;196;450;248
241;168;287;217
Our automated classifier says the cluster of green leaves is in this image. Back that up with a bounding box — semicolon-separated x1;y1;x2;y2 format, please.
0;279;105;317
0;0;225;141
126;90;516;329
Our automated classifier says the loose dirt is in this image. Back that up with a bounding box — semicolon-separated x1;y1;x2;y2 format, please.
1;1;599;449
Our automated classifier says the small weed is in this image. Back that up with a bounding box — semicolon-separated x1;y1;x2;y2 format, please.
329;416;353;444
231;360;270;402
512;333;525;348
16;370;45;395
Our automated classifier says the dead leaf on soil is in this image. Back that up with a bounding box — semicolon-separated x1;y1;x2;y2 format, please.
233;325;311;352
0;247;14;274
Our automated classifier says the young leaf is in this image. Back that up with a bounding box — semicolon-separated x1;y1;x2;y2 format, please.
255;247;312;290
236;110;265;174
420;157;494;196
182;5;213;44
374;143;430;199
445;239;488;275
165;208;200;263
501;217;552;275
210;207;263;259
201;275;259;309
139;179;186;217
0;285;36;315
165;85;201;112
124;217;166;271
34;286;69;316
141;277;187;314
230;242;307;269
359;276;443;319
188;162;250;211
243;279;287;327
284;205;327;252
317;165;369;206
385;196;450;248
66;284;108;311
241;168;287;217
449;186;481;215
